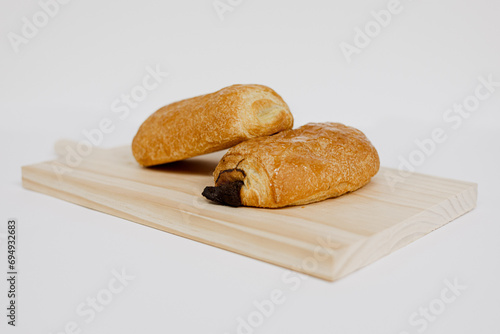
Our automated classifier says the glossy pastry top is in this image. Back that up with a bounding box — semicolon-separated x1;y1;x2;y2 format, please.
132;84;293;166
212;122;380;207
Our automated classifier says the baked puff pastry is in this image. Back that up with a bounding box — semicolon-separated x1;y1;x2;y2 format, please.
132;84;293;166
202;122;380;208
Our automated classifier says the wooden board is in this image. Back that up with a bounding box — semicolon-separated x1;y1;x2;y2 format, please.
22;140;477;281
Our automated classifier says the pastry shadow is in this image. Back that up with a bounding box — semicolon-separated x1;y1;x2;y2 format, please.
147;156;218;176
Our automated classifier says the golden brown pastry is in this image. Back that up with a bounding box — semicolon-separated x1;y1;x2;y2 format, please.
202;122;380;208
132;84;293;166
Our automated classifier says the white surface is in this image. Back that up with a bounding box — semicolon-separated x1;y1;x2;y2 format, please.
1;0;499;333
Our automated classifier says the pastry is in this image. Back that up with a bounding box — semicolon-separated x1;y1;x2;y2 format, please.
132;84;293;166
202;122;380;208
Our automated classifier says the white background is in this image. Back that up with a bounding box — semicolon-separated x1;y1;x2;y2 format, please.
1;0;499;333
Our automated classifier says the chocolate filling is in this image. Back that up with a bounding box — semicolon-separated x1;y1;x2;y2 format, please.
202;181;244;207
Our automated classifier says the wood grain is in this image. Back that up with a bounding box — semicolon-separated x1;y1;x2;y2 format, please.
21;141;477;281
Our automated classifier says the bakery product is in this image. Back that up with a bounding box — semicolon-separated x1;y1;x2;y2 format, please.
202;122;380;208
203;122;379;208
132;84;293;166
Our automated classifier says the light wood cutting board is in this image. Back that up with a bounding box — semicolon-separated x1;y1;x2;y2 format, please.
22;141;477;281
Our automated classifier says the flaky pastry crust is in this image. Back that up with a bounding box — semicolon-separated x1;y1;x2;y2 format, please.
206;122;380;208
132;84;293;166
